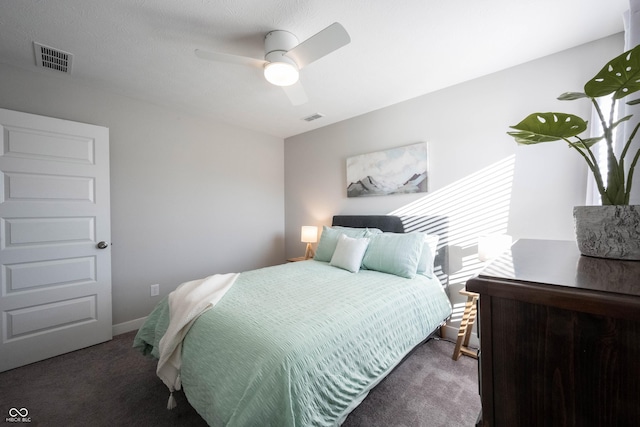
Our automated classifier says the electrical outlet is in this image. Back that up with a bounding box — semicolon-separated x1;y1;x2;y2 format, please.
150;284;160;297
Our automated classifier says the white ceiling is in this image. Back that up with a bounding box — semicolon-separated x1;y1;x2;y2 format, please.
0;0;629;139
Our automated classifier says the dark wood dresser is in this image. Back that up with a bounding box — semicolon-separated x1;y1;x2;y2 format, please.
467;239;640;427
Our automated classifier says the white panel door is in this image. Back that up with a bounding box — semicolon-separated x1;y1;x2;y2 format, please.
0;108;111;372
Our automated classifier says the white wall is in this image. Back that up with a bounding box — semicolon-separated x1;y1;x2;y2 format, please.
283;34;625;342
0;62;285;329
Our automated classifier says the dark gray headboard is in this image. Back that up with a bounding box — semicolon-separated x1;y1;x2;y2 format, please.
332;215;449;291
332;215;404;233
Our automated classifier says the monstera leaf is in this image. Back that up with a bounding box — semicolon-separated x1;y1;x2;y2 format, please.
584;44;640;99
557;92;588;101
507;112;588;145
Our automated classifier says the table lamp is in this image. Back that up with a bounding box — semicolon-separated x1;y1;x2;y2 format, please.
478;234;512;262
301;226;318;259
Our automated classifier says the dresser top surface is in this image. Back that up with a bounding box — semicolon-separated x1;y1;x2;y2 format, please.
477;239;640;298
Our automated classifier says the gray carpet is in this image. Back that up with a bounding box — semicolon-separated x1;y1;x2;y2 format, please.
0;332;480;426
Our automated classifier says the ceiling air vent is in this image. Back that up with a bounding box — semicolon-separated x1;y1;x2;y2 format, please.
302;113;325;122
34;42;73;74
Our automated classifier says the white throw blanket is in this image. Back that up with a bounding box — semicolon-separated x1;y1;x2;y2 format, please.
157;272;239;409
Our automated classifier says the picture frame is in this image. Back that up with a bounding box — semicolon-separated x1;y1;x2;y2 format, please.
346;142;428;198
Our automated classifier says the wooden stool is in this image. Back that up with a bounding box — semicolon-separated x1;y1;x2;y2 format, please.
452;289;479;360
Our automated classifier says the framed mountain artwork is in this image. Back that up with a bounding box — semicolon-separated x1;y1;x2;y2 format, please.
346;142;428;198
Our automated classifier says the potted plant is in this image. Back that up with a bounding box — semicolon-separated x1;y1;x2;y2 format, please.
507;44;640;260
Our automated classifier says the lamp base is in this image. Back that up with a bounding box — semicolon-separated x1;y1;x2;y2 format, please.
304;243;315;260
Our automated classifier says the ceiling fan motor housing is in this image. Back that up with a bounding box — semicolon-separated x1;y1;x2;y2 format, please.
264;30;299;67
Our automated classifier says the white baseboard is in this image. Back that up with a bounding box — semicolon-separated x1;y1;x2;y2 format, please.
112;316;147;336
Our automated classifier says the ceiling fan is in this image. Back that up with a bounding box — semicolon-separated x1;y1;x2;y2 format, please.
195;22;351;106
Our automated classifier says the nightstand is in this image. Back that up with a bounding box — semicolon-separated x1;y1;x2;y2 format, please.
452;289;478;360
286;256;307;262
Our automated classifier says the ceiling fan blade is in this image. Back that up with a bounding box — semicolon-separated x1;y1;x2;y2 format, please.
195;49;266;68
282;81;308;106
284;22;350;69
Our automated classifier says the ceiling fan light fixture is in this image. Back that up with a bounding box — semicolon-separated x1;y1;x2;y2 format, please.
264;61;299;86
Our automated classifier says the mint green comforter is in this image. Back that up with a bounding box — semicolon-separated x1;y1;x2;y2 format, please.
134;260;452;426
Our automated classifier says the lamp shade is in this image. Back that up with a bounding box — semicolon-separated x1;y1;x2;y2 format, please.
264;61;299;86
478;234;512;262
301;226;318;243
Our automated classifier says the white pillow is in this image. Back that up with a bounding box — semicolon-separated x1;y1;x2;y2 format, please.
330;234;370;273
425;234;439;256
314;226;375;262
417;234;439;278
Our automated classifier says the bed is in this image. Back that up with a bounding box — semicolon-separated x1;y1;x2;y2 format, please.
133;215;452;426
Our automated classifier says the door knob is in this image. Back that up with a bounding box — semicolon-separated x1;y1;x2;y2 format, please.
97;241;109;249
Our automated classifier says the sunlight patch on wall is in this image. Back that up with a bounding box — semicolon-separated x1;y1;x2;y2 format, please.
389;155;516;298
450;302;468;323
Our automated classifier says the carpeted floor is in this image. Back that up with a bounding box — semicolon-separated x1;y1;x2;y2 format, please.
0;331;480;426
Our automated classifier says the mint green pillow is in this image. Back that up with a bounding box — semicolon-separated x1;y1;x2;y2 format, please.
362;232;425;279
314;226;380;262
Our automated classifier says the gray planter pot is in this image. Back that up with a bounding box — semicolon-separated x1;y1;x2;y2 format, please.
573;205;640;260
